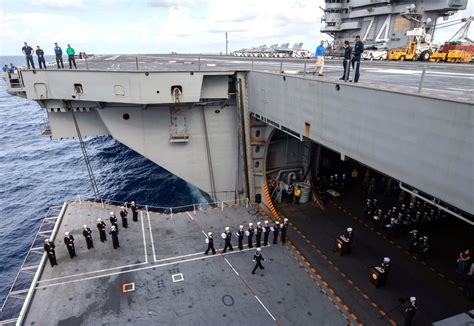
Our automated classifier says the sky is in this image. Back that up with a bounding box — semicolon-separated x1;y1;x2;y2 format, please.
0;0;472;55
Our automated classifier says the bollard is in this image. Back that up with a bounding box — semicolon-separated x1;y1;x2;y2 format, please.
170;207;173;219
251;60;254;71
135;56;139;70
101;198;104;209
193;204;196;215
246;198;249;208
145;205;148;212
85;56;89;70
78;195;82;205
418;65;427;93
303;61;307;77
221;201;224;212
280;61;283;73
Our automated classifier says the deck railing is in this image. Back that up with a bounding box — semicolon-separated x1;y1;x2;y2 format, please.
0;204;66;324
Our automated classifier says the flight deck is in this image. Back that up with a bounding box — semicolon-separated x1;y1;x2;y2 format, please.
67;54;474;103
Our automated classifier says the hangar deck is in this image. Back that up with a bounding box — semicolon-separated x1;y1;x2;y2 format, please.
22;201;354;325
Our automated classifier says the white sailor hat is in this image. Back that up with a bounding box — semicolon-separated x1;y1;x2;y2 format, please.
257;221;261;225
284;218;288;222
410;297;416;302
120;206;125;209
276;221;280;224
44;239;49;243
225;226;230;231
257;247;261;252
83;224;87;228
239;225;244;229
131;201;135;204
249;222;253;226
383;257;390;263
347;227;352;232
110;212;115;216
264;220;269;224
97;218;102;222
208;232;213;236
65;231;69;236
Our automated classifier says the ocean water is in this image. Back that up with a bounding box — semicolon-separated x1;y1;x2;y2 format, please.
0;55;206;319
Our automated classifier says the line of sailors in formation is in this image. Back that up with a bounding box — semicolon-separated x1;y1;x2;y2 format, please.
317;173;350;193
365;198;447;231
205;218;289;255
43;202;138;267
364;198;432;258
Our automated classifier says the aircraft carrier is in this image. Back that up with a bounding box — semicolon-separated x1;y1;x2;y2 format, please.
321;0;469;49
1;55;473;325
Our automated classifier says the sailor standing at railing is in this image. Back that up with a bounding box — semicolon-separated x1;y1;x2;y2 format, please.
339;40;352;81
110;212;119;234
314;40;326;76
83;225;94;250
21;42;35;70
97;218;107;242
120;206;128;228
110;225;120;249
53;42;64;69
35;45;47;69
44;239;58;267
64;232;77;259
131;201;138;222
351;35;364;83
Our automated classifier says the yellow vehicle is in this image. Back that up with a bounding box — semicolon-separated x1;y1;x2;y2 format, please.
430;52;447;62
446;50;472;63
387;42;418;61
430;50;473;63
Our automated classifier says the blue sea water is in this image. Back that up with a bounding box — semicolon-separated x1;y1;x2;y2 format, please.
0;55;206;319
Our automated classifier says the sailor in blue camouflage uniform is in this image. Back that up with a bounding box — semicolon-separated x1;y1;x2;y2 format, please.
351;35;364;83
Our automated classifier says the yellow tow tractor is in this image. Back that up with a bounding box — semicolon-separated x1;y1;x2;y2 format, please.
388;42;418;61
